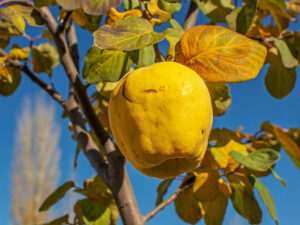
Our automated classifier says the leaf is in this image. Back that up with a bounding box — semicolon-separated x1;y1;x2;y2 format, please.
32;43;59;76
0;8;25;35
124;0;140;10
42;214;69;225
72;8;102;32
57;0;81;10
194;0;234;23
270;168;287;188
174;186;202;224
147;0;172;22
39;181;75;212
210;140;248;170
218;179;232;198
209;128;242;147
164;27;184;59
230;183;262;224
42;29;55;43
259;0;289;31
273;126;300;169
169;18;183;30
81;199;111;225
81;0;122;16
83;46;133;83
0;35;10;48
202;192;228;225
131;46;156;68
34;0;57;7
206;82;231;116
155;178;173;205
7;5;44;27
230;148;280;171
0;59;21;96
248;175;279;225
236;0;257;34
193;168;219;201
158;0;181;14
94;17;165;51
175;25;267;83
8;45;30;60
274;39;298;68
265;63;296;99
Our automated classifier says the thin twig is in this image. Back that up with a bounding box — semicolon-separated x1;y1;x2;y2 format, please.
144;182;193;223
154;43;162;62
183;1;199;30
138;0;146;13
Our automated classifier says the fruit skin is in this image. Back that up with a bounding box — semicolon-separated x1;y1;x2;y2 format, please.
108;62;213;178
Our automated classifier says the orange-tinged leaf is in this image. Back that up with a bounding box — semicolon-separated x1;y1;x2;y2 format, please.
174;186;202;224
175;25;267;83
106;8;142;26
193;168;219;201
202;191;228;225
147;0;171;22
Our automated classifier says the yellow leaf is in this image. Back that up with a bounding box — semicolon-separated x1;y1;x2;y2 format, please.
193;168;219;201
174;186;202;224
106;8;142;26
202;191;228;225
210;140;248;170
175;25;267;83
147;0;171;22
8;45;30;60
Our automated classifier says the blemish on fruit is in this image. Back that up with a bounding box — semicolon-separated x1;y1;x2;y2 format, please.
143;89;157;93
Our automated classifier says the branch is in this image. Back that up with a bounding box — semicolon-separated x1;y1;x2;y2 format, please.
0;0;33;7
154;43;162;63
138;0;146;13
66;21;80;71
144;181;193;223
183;1;199;30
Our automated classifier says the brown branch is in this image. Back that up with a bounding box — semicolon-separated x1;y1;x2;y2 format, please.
0;0;33;7
138;0;146;13
183;1;199;31
144;182;193;223
154;43;162;63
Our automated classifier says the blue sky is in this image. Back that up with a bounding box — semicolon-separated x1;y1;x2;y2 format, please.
1;1;300;225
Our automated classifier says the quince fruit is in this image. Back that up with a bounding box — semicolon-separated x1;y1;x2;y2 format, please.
108;62;213;178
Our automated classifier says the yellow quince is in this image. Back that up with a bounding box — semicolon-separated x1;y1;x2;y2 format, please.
108;62;213;178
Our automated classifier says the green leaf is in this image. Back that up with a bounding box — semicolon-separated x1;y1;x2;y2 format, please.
236;0;257;34
270;168;287;188
230;148;280;171
155;178;173;205
248;175;279;225
0;19;20;36
7;4;44;27
42;29;55;43
72;8;102;32
0;60;21;96
265;64;296;99
194;0;234;23
57;0;81;10
42;214;69;225
94;17;165;51
131;46;156;68
158;0;181;14
230;183;262;224
164;27;184;59
124;0;140;10
32;43;59;76
34;0;57;7
169;18;183;30
0;8;25;35
81;0;122;15
226;7;243;31
83;46;133;83
206;82;231;116
0;35;10;48
274;39;298;68
81;199;111;225
39;181;75;212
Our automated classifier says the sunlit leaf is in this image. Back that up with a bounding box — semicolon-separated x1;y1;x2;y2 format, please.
83;46;133;83
175;25;267;83
230;183;262;224
147;0;172;22
80;199;111;225
42;214;69;225
81;0;122;15
39;181;75;212
34;0;56;7
7;5;44;27
174;186;203;224
72;8;102;32
32;43;59;76
155;178;173;205
265;63;296;99
124;0;140;10
164;28;184;59
0;8;25;35
94;17;164;51
270;168;287;188
106;8;142;26
8;45;30;60
158;0;181;14
57;0;81;10
274;39;298;68
248;175;279;225
206;82;231;116
193;168;219;201
169;18;183;30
